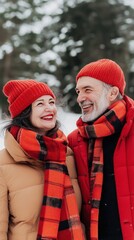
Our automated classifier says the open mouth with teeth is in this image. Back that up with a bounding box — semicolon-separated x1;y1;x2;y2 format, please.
41;114;54;120
82;103;93;110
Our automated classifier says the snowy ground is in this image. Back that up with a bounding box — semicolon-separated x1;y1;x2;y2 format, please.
0;108;80;150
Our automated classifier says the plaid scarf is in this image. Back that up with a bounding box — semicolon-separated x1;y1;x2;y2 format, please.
76;99;126;240
10;127;84;240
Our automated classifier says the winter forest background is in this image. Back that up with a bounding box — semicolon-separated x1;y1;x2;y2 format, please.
0;0;134;145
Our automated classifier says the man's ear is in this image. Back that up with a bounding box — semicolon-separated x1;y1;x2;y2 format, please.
108;86;119;101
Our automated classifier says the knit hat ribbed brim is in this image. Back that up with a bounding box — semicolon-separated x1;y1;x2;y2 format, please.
3;79;56;118
76;59;126;95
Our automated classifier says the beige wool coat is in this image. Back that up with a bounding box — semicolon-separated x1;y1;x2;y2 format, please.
0;131;81;240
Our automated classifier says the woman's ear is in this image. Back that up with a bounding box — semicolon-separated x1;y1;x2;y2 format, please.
108;86;119;101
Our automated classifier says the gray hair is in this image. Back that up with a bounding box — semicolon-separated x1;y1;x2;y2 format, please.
102;82;123;100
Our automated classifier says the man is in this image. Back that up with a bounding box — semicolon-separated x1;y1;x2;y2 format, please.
68;59;134;240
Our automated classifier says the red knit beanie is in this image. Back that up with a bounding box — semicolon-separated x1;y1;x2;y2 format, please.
3;79;56;118
76;59;126;95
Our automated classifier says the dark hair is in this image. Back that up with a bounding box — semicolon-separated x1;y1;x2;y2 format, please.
4;105;60;137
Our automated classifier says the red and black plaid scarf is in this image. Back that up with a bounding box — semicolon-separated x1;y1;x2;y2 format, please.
10;127;84;240
76;99;126;240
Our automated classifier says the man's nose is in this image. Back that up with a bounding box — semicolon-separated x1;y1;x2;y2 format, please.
77;93;86;103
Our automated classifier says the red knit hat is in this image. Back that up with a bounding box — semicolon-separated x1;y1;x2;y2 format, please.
3;79;56;118
76;59;126;95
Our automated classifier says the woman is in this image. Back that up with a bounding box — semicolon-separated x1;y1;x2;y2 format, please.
0;79;85;240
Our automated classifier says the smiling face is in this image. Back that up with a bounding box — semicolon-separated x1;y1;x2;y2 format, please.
76;77;112;122
30;95;57;134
